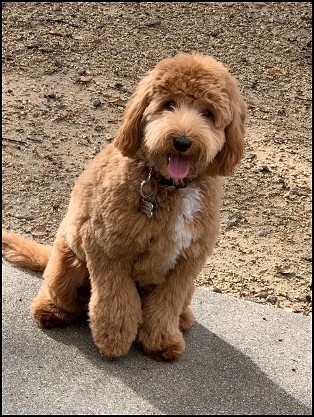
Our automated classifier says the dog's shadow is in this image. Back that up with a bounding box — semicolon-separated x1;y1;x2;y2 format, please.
3;265;311;415
44;318;310;415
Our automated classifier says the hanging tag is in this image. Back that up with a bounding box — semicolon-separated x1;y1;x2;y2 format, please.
140;195;157;218
139;169;157;217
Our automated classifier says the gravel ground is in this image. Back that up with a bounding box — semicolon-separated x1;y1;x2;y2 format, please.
2;2;312;315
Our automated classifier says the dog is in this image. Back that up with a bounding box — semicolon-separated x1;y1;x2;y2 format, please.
2;53;247;361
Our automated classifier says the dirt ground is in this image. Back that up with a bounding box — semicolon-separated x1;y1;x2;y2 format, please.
2;2;312;315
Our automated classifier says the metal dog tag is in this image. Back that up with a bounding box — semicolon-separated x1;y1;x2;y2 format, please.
140;169;157;218
140;196;157;218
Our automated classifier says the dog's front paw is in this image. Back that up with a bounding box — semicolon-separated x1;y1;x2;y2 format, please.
138;328;185;362
91;316;141;359
96;339;131;358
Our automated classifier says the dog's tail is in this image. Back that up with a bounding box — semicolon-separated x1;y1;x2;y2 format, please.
2;230;52;272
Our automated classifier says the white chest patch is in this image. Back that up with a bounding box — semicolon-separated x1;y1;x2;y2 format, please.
162;185;203;274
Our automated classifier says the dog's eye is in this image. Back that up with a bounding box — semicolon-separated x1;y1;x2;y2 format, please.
202;110;213;119
164;101;175;111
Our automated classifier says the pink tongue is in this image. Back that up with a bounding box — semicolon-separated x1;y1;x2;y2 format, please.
167;154;190;180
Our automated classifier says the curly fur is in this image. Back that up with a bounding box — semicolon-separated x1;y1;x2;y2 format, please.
2;53;246;361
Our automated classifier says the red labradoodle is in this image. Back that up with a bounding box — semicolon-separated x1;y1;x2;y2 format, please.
2;53;247;361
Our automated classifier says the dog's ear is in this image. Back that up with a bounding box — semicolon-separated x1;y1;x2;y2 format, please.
113;73;153;158
208;84;247;177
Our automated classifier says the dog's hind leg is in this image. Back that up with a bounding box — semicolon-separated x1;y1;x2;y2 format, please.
31;235;90;328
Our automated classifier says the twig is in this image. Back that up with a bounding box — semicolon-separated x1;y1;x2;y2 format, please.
2;137;27;145
27;136;43;143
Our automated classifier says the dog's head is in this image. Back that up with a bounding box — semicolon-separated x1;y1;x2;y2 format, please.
114;53;247;179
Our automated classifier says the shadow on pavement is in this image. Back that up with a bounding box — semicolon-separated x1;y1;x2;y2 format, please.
43;321;311;415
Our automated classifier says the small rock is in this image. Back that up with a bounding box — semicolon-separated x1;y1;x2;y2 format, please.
225;213;246;230
258;229;270;237
250;78;258;89
207;286;222;294
259;165;271;173
245;152;257;161
38;47;55;53
114;82;124;90
208;30;219;38
276;268;296;278
256;291;269;299
266;294;278;305
44;92;56;99
145;19;161;27
93;99;102;108
93;145;101;155
78;75;93;83
300;294;311;303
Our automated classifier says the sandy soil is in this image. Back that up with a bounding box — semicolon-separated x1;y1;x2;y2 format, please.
2;2;312;315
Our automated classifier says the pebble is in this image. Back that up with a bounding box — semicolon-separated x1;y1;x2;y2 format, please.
259;165;271;173
145;19;161;27
266;295;278;305
78;76;93;83
258;229;270;237
256;291;269;299
38;47;55;53
45;92;56;99
93;99;102;108
207;286;222;294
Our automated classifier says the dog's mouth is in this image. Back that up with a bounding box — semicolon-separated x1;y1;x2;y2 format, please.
167;154;190;180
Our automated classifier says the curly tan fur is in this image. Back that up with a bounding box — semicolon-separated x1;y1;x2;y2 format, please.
2;53;246;361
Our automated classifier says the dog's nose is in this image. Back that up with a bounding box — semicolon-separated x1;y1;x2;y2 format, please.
172;136;192;152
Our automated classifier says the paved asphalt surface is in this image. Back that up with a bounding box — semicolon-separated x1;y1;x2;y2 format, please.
2;260;312;415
